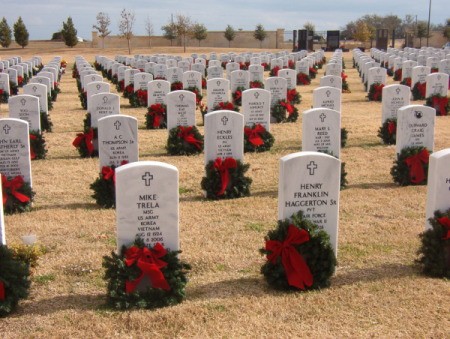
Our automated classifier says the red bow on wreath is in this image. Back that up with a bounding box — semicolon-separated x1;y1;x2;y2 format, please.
265;224;313;290
280;100;294;115
244;124;265;146
437;217;450;240
217;102;235;110
372;84;384;101
233;90;242;102
287;89;297;103
102;166;115;183
416;82;426;98
213;157;237;196
0;281;5;301
29;134;37;160
124;243;170;293
341;72;348;81
404;149;429;184
149;104;165;128
178;126;203;150
432;96;448;116
297;73;310;85
72;128;94;156
271;66;280;76
387;121;396;135
2;175;30;205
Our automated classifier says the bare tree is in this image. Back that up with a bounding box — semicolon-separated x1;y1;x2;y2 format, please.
175;14;192;53
145;15;154;48
191;22;207;46
93;12;111;49
118;8;135;54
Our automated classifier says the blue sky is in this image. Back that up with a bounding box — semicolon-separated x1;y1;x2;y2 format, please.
1;0;448;40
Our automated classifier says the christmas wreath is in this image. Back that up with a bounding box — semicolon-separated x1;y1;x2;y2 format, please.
250;80;264;89
72;128;97;158
185;86;203;106
0;245;31;317
387;67;394;77
213;101;239;112
400;77;412;88
412;82;426;101
269;66;281;77
9;82;18;96
287;88;301;105
271;99;299;123
244;124;274;153
232;86;245;106
103;238;190;310
367;83;384;102
79;91;87;109
377;118;397;145
166;126;204;156
416;209;450;278
261;62;270;71
202;77;207;89
296;73;311;86
123;84;134;99
29;131;47;160
47;95;53;111
431;67;439;73
309;66;318;79
260;210;336;291
239;62;248;70
1;174;34;214
0;89;8;104
128;89;147;108
116;80;125;93
171;81;183;91
288;60;295;69
393;69;402;81
425;94;449;116
51;86;60;102
341;72;351;93
146;103;167;129
341;128;348;148
90;162;127;208
18;76;24;87
391;146;430;186
201;157;252;200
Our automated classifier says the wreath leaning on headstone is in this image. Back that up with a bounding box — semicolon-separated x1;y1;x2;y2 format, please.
166;126;204;156
425;94;449;116
0;89;9;103
0;244;31;317
377;118;397;145
40;111;53;133
1;174;35;215
412;82;426;101
260;210;336;291
102;237;190;310
271;99;299;123
391;146;430;186
90;164;121;209
29;131;47;160
416;209;450;279
201;157;252;200
146;103;167;129
367;83;384;102
243;124;274;153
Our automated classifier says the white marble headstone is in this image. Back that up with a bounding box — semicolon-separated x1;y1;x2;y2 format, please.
381;84;411;122
230;70;250;93
0;178;4;245
23;83;48;114
278;69;297;90
265;77;287;108
0;73;10;95
278;152;341;254
319;75;342;90
182;70;202;90
313;86;342;112
30;76;52;96
8;95;41;132
207;78;230;113
166;90;196;130
90;93;120;128
147;80;170;107
425;73;449;98
242;89;271;130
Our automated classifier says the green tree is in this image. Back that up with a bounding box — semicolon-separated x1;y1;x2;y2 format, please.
93;12;111;49
253;24;267;48
13;16;29;48
0;17;12;48
444;18;450;41
191;22;207;46
61;17;78;48
224;24;236;47
354;20;371;46
416;21;429;47
118;8;135;55
161;22;177;46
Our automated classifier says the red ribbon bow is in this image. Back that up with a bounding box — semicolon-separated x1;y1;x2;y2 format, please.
233;90;242;102
387;121;396;135
137;90;147;106
102;166;115;183
287;89;297;103
280;101;294;115
244;124;265;146
29;134;37;160
341;72;348;81
404;149;430;184
437;217;450;240
217;102;235;110
2;175;30;205
297;73;309;85
72;128;94;156
432;96;448;116
178;126;203;150
0;281;5;301
372;84;384;101
416;82;426;98
265;224;313;290
213;157;237;196
149;104;165;128
272;66;280;76
124;243;170;293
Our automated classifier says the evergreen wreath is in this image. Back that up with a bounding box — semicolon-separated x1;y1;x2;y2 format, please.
116;80;125;93
244;124;274;153
391;146;430;186
90;164;122;208
166;125;204;156
387;67;394;77
0;245;31;317
271;99;299;123
250;80;264;89
261;62;270;71
393;68;402;81
287;88;301;105
367;83;384;101
232;86;245;106
400;77;412;88
0;89;9;103
269;66;281;77
341;72;351;93
170;81;183;91
309;66;318;79
123;84;134;99
412;82;426;100
47;95;53;111
416;209;450;278
40;112;53;133
1;174;34;214
83;112;92;132
72;128;98;158
341;128;348;148
102;237;190;310
50;88;59;102
260;210;336;291
185;86;203;106
425;94;449;116
202;77;207;89
201;157;252;200
79;91;87;109
146;103;167;129
213;101;240;112
296;73;311;86
29;131;47;160
128;89;147;108
9;81;18;96
377;118;397;145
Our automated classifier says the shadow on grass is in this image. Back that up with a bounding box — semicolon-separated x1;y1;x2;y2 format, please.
346;182;398;190
344;141;382;149
332;262;418;287
250;190;278;198
33;202;100;211
179;195;205;202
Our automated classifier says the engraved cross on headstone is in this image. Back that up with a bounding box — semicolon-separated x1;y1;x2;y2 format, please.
3;124;11;134
221;116;229;125
307;161;318;175
142;172;154;186
319;113;327;122
114;120;121;130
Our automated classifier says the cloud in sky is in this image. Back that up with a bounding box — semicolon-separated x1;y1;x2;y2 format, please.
1;0;447;40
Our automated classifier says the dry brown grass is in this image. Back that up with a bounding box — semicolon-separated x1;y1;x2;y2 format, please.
0;43;449;338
